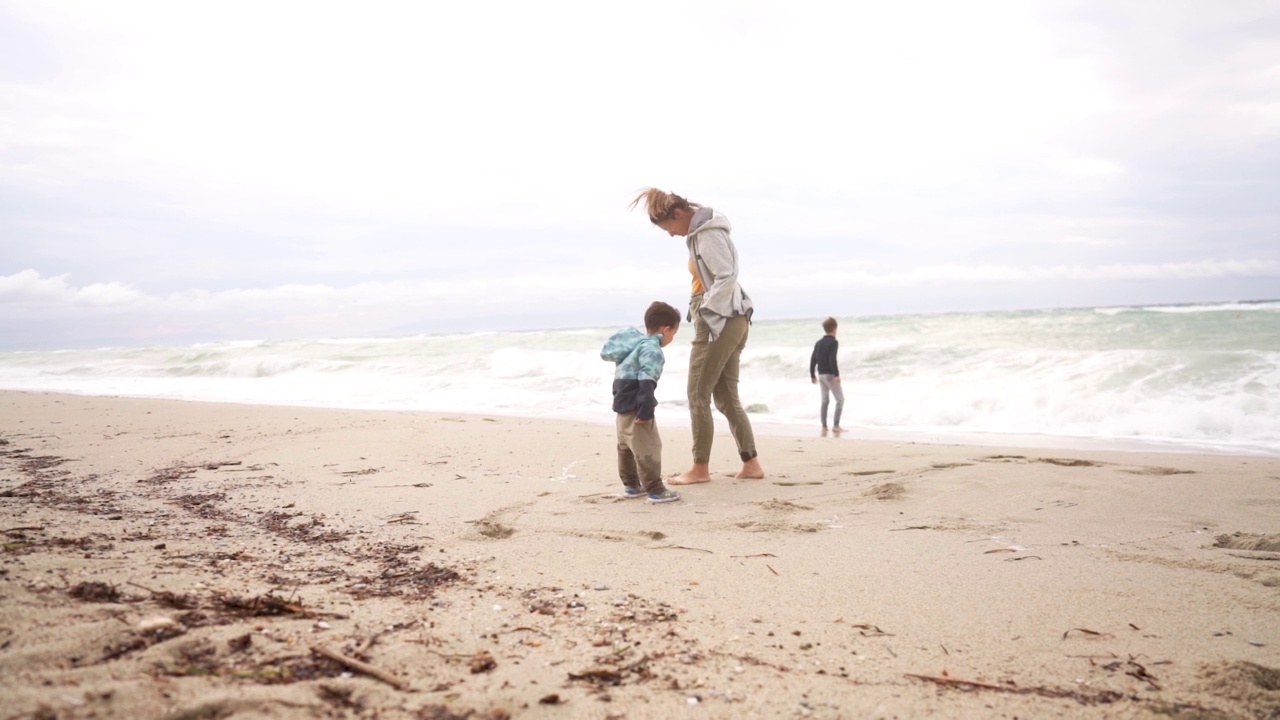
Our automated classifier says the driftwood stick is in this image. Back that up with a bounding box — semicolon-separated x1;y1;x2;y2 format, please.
905;673;1012;692
312;645;409;691
352;629;388;660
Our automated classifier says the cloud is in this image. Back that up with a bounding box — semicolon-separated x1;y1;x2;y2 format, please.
1;1;1278;350
4;256;1277;349
763;258;1280;290
0;268;143;306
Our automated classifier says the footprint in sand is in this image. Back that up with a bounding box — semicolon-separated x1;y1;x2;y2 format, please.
1034;458;1099;467
1212;532;1280;588
734;519;826;533
1213;532;1280;552
978;456;1102;468
863;482;906;500
730;499;826;533
1197;660;1280;713
754;499;815;511
467;501;533;540
1119;466;1194;476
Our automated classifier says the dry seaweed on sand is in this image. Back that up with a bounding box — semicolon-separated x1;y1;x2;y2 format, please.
905;673;1131;705
258;510;352;543
211;590;316;618
128;581;200;609
67;580;125;603
568;654;657;687
346;561;463;599
418;705;512;720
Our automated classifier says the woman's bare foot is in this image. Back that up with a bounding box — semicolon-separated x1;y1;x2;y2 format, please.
669;464;712;485
736;457;765;479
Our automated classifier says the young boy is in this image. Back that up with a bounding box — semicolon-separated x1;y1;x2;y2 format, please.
809;316;844;433
600;301;682;504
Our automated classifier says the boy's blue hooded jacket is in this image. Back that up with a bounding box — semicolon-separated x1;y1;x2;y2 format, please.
601;327;665;421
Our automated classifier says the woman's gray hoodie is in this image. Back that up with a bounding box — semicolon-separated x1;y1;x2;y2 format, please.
687;206;753;341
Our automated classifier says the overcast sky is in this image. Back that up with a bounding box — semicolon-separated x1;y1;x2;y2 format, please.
2;0;1278;350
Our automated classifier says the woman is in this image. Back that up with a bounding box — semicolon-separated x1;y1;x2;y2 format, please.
629;188;765;483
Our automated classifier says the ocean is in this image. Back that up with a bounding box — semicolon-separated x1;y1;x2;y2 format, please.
2;301;1278;456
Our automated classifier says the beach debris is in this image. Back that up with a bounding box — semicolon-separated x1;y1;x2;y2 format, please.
651;544;713;554
227;633;253;653
1099;657;1161;690
569;655;654;687
384;511;421;524
850;623;892;637
128;581;199;609
102;616;188;663
156;700;273;720
311;644;408;690
138;615;178;632
67;581;123;603
213;591;316;618
143;461;242;485
906;673;1131;705
316;684;363;712
469;649;497;673
538;694;562;705
2;525;45;534
259;510;351;543
554;461;582;482
1063;627;1113;640
420;705;511;720
340;467;383;476
347;562;461;599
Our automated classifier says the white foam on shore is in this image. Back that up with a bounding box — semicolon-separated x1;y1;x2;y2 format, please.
2;301;1276;456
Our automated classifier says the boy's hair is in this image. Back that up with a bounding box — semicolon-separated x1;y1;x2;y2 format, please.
645;301;682;332
822;317;838;333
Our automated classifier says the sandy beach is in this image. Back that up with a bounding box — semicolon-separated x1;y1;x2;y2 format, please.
1;390;1277;719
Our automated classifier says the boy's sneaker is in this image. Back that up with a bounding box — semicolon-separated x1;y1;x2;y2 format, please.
647;489;681;504
619;487;646;499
